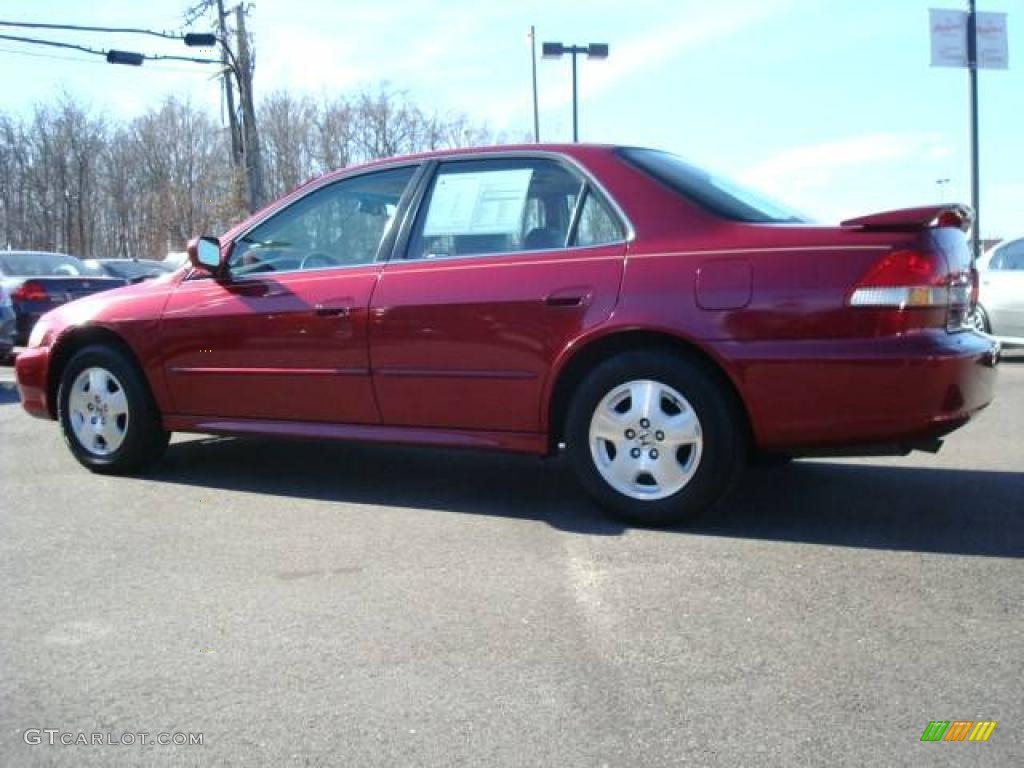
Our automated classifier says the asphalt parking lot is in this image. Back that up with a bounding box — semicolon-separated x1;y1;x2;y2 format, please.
1;353;1021;767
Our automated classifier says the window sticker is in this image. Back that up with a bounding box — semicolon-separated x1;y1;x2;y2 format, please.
423;169;534;237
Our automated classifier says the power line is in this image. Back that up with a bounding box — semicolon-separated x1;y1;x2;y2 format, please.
0;45;98;65
0;20;189;41
0;32;104;57
0;32;219;64
0;46;219;73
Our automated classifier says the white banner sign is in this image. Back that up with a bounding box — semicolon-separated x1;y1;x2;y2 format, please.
930;8;1009;69
977;12;1009;70
930;9;968;67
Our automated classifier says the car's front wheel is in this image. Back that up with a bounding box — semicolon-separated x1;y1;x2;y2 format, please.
58;344;169;474
565;350;746;526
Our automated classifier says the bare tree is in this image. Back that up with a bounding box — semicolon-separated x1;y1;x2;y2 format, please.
0;87;495;259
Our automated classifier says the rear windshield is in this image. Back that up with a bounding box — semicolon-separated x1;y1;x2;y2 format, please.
93;260;173;279
0;252;105;277
617;147;810;224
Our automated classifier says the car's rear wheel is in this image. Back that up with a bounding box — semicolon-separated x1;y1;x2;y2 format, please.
969;305;990;334
565;350;746;526
58;345;169;474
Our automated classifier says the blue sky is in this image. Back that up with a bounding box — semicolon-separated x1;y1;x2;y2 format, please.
2;0;1021;237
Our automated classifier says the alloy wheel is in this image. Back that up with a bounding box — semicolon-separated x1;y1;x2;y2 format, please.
67;366;130;456
588;379;703;500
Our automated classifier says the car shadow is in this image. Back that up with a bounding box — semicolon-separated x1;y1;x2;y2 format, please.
153;436;615;534
147;436;1023;557
704;462;1023;558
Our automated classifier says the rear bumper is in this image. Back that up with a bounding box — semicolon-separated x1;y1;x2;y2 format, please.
14;345;52;419
715;330;1000;452
14;310;44;346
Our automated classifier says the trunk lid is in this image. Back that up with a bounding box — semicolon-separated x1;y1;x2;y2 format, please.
11;276;127;309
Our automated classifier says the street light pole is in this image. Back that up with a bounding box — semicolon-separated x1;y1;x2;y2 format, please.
966;0;981;260
570;50;579;143
541;41;609;143
529;25;540;143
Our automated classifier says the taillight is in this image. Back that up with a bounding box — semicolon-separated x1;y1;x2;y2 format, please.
848;249;948;309
11;280;48;302
848;247;973;333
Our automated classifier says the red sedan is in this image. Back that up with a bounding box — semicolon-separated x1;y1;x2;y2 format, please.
14;144;1000;525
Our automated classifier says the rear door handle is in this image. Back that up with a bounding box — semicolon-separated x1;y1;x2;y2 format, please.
544;287;591;307
315;305;351;317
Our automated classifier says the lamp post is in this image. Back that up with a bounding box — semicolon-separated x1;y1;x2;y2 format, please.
966;0;980;261
541;41;609;142
528;26;540;142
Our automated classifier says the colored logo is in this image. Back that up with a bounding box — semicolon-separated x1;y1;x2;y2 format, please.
920;721;997;742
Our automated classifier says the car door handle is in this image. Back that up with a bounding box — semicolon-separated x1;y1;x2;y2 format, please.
315;305;351;317
544;288;590;307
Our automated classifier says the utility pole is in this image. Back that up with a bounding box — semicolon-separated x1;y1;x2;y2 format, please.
234;4;264;211
216;0;241;168
966;0;981;261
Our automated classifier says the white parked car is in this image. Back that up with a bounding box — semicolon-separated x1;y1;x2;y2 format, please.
972;237;1024;347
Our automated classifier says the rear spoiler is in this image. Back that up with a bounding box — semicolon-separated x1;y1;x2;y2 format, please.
841;204;973;233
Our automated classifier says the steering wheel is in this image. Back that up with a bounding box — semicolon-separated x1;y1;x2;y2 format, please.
299;252;342;270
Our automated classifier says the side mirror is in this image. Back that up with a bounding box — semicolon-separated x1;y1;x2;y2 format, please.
187;236;223;273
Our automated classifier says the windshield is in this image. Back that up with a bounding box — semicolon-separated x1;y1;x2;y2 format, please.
0;251;106;277
618;147;810;224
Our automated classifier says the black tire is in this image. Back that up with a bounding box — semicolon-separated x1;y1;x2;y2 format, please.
57;344;170;474
969;305;991;334
565;350;747;526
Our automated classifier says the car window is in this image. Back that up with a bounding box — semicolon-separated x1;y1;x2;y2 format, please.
0;252;104;277
990;239;1024;270
618;147;810;224
574;189;625;247
406;158;584;260
228;166;416;276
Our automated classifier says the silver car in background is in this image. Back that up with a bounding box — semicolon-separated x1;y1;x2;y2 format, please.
973;236;1024;347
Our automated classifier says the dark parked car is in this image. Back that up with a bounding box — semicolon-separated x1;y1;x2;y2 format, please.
0;283;15;360
85;258;175;284
14;145;1000;525
0;251;125;345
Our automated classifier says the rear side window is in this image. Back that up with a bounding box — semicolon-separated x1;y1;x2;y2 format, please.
575;190;624;246
990;239;1024;270
407;158;621;260
618;147;809;224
